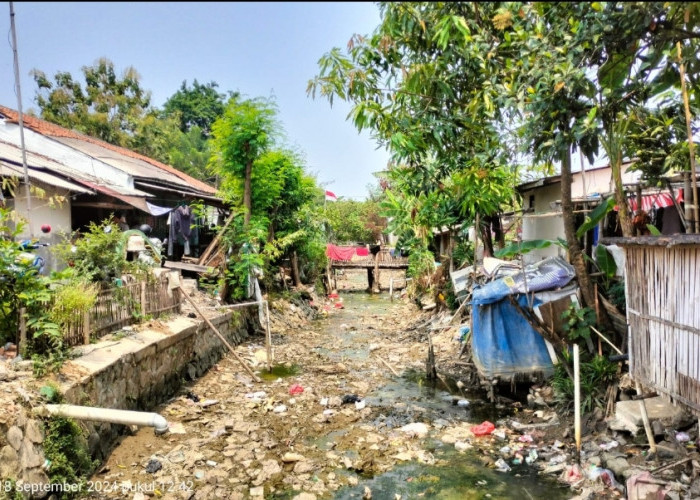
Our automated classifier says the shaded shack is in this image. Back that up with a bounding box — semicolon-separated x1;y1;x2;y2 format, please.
601;234;700;415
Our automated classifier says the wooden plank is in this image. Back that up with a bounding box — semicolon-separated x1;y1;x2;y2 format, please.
164;260;214;273
198;212;235;265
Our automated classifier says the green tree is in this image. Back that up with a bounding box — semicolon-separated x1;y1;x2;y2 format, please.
323;199;386;244
209;98;325;297
308;3;517;272
32;57;151;146
162;79;232;137
209;97;278;227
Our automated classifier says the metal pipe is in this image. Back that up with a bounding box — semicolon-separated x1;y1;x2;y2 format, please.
35;404;169;435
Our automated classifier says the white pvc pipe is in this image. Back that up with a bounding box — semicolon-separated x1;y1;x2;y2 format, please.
37;404;169;435
573;344;581;462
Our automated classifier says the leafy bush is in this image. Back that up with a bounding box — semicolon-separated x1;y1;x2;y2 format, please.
561;304;596;343
53;219;150;283
552;352;618;413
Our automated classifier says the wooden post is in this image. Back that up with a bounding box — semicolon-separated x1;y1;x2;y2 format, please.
372;252;380;294
83;310;90;345
177;286;261;383
574;344;581;463
140;281;147;317
19;307;27;357
265;300;272;372
636;382;657;456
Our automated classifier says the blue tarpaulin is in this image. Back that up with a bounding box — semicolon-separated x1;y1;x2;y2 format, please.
469;257;576;379
471;295;555;379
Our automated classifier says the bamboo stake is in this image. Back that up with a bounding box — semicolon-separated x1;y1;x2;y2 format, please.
574;344;581;463
636;382;657;456
590;325;623;355
678;32;699;233
83;310;90;346
177;286;261;383
19;307;26;357
265;300;272;372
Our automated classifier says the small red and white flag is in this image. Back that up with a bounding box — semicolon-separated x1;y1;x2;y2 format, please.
325;190;338;202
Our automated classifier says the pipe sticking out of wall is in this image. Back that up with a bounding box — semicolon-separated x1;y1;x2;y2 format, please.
33;404;169;435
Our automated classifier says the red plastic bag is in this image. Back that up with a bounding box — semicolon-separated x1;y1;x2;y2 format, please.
289;384;304;396
470;421;495;436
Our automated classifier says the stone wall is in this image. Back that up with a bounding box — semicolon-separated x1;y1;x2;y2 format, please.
0;308;257;497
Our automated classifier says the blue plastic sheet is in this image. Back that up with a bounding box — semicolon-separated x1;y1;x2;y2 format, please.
472;257;575;306
471;294;555;379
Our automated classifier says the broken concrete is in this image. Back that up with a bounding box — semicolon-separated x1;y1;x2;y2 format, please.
607;396;690;435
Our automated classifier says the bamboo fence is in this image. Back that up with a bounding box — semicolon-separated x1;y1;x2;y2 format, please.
604;235;700;415
57;275;182;347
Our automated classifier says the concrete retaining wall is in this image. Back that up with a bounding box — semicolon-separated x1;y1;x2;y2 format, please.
0;309;256;497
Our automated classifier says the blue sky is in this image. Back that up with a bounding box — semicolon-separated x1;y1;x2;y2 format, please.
0;2;391;200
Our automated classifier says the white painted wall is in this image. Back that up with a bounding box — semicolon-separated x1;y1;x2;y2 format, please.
7;181;73;273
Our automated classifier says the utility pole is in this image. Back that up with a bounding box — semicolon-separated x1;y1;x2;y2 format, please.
9;1;33;236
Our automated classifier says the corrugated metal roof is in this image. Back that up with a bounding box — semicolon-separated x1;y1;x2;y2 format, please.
0;105;218;195
54;137;199;190
0;161;91;193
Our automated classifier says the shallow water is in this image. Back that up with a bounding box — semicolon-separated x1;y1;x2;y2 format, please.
316;293;571;500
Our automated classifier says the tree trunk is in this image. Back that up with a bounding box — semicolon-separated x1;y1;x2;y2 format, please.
611;150;633;237
491;213;505;250
479;215;494;258
561;145;597;310
291;251;301;287
244;159;252;227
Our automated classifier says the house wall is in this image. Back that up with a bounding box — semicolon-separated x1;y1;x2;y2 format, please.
520;183;566;264
7;181;72;273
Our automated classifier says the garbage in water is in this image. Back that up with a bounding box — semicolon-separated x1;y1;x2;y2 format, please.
320;397;329;406
185;391;200;402
518;434;533;443
400;422;430;438
492;429;506;440
562;464;583;484
495;458;511;472
525;449;538;465
342;394;362;404
588;466;621;489
145;459;162;474
200;399;219;407
273;404;287;413
355;400;366;410
599;440;619;450
288;383;304;395
675;431;690;442
471;421;495;436
456;399;470;407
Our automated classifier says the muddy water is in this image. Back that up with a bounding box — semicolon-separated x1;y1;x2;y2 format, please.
308;293;571;500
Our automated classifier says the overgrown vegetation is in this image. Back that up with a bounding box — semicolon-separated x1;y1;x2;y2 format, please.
552;352;619;414
208;96;327;300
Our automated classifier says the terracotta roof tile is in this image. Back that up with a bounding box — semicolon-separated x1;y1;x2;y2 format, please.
0;105;217;195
